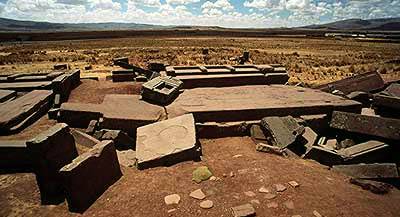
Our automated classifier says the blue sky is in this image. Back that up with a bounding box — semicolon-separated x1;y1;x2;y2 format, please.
0;0;399;28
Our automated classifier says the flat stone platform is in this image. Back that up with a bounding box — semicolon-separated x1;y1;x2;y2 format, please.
167;85;362;122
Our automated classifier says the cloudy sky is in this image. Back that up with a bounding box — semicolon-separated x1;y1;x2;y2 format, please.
0;0;399;28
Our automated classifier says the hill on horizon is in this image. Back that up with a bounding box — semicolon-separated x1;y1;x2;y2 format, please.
0;17;400;32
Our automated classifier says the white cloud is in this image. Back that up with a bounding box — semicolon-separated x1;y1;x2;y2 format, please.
202;0;234;11
129;0;161;7
166;0;200;4
88;0;121;10
243;0;282;10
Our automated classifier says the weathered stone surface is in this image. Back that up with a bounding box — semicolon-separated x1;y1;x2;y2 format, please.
372;94;400;110
141;76;183;105
244;191;256;197
303;146;343;166
101;94;167;137
381;83;400;97
256;143;283;155
317;71;384;95
167;85;361;122
250;124;267;142
70;129;100;148
164;194;180;205
113;57;129;64
60;140;122;213
200;200;213;209
313;210;323;217
99;129;135;150
283;200;295;209
0;89;16;102
0;140;31;169
339;139;355;149
112;70;135;82
361;108;378;117
330;111;400;140
288;181;300;188
54;63;68;70
116;149;136;167
332;163;398;179
0;81;51;91
267;202;279;208
250;199;260;205
337;140;390;164
302;127;317;150
258;186;270;193
48;108;60;120
324;139;338;150
46;71;64;79
85;120;98;135
27;123;78;204
299;114;328;134
192;166;212;183
349;178;393;194
196;120;256;138
231;204;256;217
59;103;103;128
0;90;53;132
190;189;206;200
264;193;277;200
346;91;370;105
261;116;305;149
136;114;197;169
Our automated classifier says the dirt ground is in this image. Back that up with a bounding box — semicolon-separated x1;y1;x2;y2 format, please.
1;79;400;217
1;37;400;86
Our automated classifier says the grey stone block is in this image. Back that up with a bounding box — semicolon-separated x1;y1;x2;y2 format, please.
332;163;398;179
261;116;305;149
302;127;317;150
60;140;122;213
0;89;16;102
0;81;53;92
70;129;100;148
0;90;53;132
303;146;343;166
27;123;78;204
141;76;183;105
48;108;60;120
113;57;129;65
0;140;31;169
350;178;393;194
59;103;103;128
330;111;400;140
337;140;390;164
54;64;68;70
99;129;135;150
136;114;198;169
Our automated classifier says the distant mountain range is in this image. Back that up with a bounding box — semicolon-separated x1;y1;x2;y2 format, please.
301;18;400;31
0;17;400;32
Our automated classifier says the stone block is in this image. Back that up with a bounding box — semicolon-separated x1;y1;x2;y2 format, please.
372;94;400;110
350;178;393;194
46;71;64;79
256;143;283;155
303;146;343;166
136;114;198;169
317;71;385;95
48;108;60;120
0;81;53;91
60;140;122;213
54;64;68;70
361;108;378;117
0;89;16;102
70;129;100;148
141;76;183;105
0;90;53;132
302;127;318;150
381;83;400;97
346;91;370;106
299;114;329;134
260;116;305;149
0;140;31;169
147;61;166;72
113;57;129;65
59;103;103;128
112;69;135;82
99;129;135;150
101;94;166;137
332;163;398;179
27;123;78;204
167;85;362;122
196;120;256;138
231;204;256;217
330;111;400;140
337;140;390;164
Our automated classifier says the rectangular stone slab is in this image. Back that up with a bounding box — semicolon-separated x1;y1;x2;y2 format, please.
27;123;78;205
0;81;53;91
101;94;167;136
136;114;197;169
330;111;400;140
372;94;400;110
332;163;399;179
59;103;104;128
0;89;16;102
0;140;31;169
167;85;362;123
337;140;390;164
261;116;304;149
381;83;400;97
0;90;53;131
60;140;122;213
303;146;343;166
317;71;385;95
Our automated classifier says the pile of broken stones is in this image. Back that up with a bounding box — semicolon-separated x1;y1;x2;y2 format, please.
1;61;399;216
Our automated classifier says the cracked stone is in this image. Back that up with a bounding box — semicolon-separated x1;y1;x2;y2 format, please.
190;189;206;200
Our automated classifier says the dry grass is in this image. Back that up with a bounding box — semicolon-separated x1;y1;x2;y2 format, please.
1;37;400;86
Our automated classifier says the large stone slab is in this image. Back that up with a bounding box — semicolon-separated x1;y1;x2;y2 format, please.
0;89;16;102
0;81;53;91
60;140;122;213
141;76;183;105
337;140;390;164
317;71;385;95
330;111;400;140
27;123;78;204
0;140;31;169
303;146;343;166
332;163;399;179
136;114;197;169
59;103;104;128
101;94;167;136
0;90;53;132
167;85;362;122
